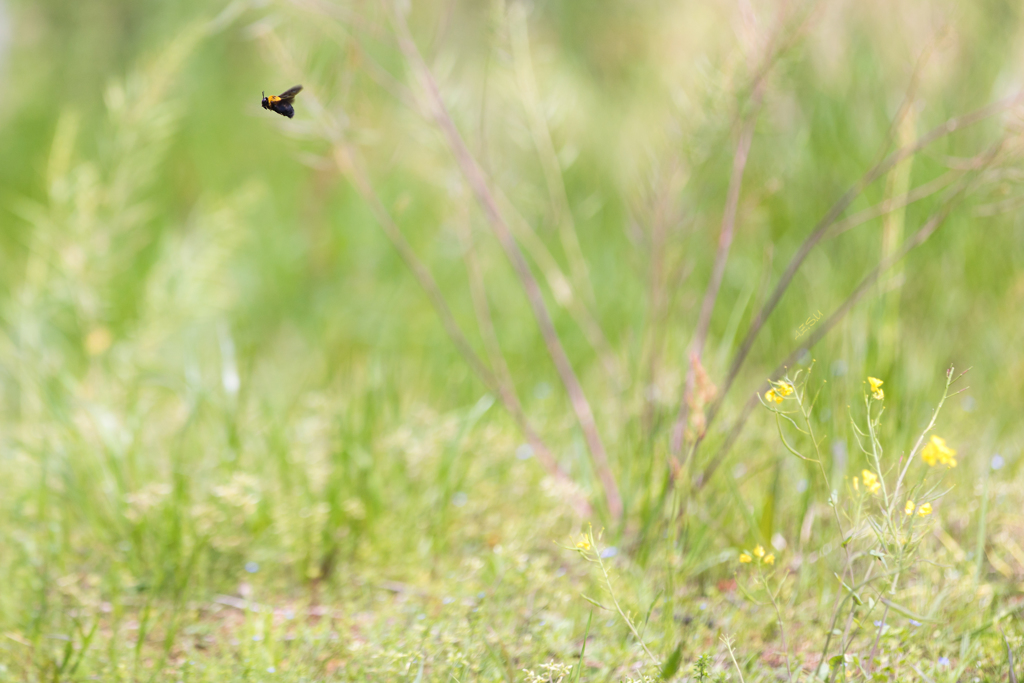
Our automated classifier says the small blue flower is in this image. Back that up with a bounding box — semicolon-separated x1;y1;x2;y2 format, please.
938;657;950;667
600;547;618;559
245;561;259;574
909;619;922;627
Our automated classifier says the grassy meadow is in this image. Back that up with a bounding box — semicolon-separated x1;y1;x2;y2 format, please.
2;0;1024;680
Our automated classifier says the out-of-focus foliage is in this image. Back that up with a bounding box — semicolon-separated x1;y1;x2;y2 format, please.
1;0;1023;680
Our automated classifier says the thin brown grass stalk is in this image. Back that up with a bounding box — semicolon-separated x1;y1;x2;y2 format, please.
670;85;763;459
333;144;586;511
825;33;981;243
508;5;596;311
299;0;624;392
827;170;960;238
505;4;625;394
865;26;951;185
289;0;417;109
669;1;811;460
257;29;592;516
452;211;579;511
638;161;688;434
453;211;519;418
693;88;1024;463
493;186;624;390
694;140;1006;490
386;3;622;519
331;145;494;391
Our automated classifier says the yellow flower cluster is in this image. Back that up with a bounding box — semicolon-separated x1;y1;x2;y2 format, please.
764;381;793;404
921;435;957;467
860;469;881;495
576;535;591;550
904;501;933;517
868;376;884;400
740;544;775;565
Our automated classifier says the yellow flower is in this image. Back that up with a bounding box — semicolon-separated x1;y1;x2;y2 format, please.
765;382;793;405
860;469;881;495
753;544;765;559
576;536;591;550
921;435;957;468
917;503;933;517
763;554;775;565
739;553;752;563
905;501;915;515
868;377;884;400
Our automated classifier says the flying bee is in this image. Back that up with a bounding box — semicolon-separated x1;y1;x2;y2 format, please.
261;85;303;118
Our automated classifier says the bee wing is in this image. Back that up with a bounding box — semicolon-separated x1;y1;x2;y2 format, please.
278;85;303;102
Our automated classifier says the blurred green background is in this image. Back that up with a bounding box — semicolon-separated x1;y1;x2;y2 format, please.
1;0;1023;679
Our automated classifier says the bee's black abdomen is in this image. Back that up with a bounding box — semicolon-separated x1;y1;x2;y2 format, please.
262;86;301;118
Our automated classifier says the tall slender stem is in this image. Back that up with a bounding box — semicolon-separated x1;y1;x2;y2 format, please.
387;3;622;518
257;29;593;516
698;90;1023;452
695;140;1003;489
671;84;763;457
